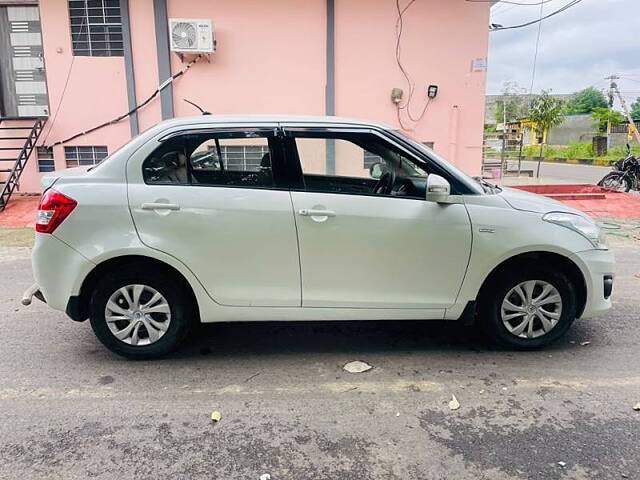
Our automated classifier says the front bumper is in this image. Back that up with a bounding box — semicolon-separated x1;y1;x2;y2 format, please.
570;248;615;319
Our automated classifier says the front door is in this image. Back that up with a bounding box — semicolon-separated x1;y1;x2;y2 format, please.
284;127;472;310
0;6;49;117
128;127;301;307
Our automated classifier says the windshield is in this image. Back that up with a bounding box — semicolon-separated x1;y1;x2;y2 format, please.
392;130;484;195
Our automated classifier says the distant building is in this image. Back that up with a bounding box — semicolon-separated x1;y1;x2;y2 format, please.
485;93;573;125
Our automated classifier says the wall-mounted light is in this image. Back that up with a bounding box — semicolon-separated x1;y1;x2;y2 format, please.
427;85;439;99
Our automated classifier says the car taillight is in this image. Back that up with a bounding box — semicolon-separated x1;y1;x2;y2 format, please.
36;189;77;234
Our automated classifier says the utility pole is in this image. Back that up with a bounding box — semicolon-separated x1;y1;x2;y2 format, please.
605;74;619;150
610;79;640;144
500;100;507;175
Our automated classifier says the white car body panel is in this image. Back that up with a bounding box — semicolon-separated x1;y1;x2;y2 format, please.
128;184;301;307
290;191;471;309
32;234;94;311
499;186;586;215
30;114;614;329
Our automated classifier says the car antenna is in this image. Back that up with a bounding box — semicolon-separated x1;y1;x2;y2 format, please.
183;98;211;115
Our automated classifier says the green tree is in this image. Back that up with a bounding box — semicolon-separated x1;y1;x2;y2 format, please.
528;91;565;177
631;97;640;121
494;81;529;125
590;107;623;133
564;87;609;114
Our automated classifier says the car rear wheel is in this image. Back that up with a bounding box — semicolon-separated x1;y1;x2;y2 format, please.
89;267;193;359
479;266;577;349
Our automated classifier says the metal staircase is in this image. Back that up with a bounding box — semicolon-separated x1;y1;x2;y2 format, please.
0;117;46;212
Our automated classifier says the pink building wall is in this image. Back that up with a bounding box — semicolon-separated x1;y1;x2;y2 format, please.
19;0;130;191
16;0;489;193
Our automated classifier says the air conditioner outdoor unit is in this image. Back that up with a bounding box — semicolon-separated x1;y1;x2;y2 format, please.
169;18;215;54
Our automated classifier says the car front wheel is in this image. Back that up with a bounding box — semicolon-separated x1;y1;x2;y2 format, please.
480;267;577;349
89;267;193;359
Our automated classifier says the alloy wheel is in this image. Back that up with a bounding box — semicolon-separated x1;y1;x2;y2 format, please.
105;284;171;346
500;280;562;339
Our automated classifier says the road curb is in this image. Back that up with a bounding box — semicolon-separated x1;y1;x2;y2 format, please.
511;157;613;166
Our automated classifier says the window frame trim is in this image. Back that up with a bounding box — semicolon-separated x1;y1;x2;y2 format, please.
142;127;289;190
280;126;470;198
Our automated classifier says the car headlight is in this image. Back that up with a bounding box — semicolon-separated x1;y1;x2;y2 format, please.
543;212;607;250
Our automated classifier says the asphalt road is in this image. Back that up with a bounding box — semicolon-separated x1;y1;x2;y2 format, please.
502;161;611;185
1;234;640;480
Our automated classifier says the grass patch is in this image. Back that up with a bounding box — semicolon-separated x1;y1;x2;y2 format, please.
0;227;34;247
507;142;640;163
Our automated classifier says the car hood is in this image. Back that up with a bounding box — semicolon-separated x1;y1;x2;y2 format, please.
498;186;586;216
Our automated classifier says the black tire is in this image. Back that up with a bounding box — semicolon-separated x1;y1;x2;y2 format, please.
599;172;631;192
89;266;193;359
478;266;577;349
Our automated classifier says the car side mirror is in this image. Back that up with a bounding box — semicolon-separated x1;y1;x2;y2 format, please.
425;174;451;203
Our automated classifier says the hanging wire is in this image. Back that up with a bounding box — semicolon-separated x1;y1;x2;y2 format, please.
43;55;202;148
528;1;545;93
490;0;583;31
40;16;87;146
394;0;433;128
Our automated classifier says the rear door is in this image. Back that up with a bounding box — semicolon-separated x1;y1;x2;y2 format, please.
127;126;301;307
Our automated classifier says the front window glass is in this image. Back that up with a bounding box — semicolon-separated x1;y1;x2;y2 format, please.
293;131;432;198
392;130;484;195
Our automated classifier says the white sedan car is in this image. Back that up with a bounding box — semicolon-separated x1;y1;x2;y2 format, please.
25;115;614;358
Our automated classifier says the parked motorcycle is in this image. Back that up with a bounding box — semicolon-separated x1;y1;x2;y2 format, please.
598;144;640;192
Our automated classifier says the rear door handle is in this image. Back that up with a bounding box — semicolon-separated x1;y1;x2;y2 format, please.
298;209;336;217
141;202;180;211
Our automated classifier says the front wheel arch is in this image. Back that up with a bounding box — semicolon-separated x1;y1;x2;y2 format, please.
476;251;587;319
73;255;200;324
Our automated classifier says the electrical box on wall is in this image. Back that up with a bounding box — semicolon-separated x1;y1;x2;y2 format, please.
169;18;215;54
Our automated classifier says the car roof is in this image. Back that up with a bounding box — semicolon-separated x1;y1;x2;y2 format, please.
154;114;395;130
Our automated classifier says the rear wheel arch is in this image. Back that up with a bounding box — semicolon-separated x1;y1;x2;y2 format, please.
73;255;200;323
476;251;587;318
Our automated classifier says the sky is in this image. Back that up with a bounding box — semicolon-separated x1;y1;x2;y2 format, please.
487;0;640;107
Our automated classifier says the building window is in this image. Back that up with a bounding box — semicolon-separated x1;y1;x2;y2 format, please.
37;147;55;173
218;145;270;171
64;146;108;167
68;0;123;57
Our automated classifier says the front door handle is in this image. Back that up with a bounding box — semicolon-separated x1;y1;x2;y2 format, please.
298;209;336;217
141;202;180;211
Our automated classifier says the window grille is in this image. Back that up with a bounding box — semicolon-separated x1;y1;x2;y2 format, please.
209;145;270;171
68;0;123;56
37;146;55;173
64;145;108;167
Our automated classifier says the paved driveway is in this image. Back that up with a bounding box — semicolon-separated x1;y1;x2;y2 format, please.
1;235;639;479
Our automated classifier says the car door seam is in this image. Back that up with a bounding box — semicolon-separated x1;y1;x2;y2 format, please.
289;190;304;307
450;197;475;310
